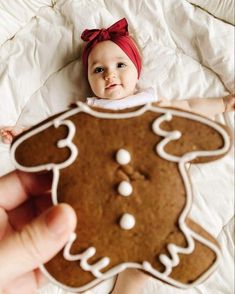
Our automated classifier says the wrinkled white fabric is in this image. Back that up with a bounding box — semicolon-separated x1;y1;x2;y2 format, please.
0;0;52;45
187;0;235;25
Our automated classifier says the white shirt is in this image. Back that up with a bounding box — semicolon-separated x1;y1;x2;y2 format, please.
86;88;156;110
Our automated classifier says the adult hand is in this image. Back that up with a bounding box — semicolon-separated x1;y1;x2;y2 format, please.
0;170;77;293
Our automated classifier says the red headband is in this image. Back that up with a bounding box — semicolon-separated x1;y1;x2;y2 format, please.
81;18;142;78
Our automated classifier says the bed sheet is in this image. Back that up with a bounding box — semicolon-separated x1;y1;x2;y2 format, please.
0;1;234;294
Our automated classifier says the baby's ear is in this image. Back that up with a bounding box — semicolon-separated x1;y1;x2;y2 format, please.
155;109;231;164
10;114;76;172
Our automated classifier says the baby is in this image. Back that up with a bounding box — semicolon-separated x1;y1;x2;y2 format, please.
0;18;234;145
81;18;234;115
80;18;234;294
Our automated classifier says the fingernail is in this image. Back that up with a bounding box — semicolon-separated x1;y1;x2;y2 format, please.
45;205;68;236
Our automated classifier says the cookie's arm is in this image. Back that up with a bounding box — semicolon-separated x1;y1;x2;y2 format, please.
10;115;77;172
155;109;232;164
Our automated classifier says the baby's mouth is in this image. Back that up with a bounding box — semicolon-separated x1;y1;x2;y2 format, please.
105;83;120;90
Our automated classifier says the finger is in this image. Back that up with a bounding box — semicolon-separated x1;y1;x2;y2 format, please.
33;192;53;216
0;129;10;137
34;268;49;288
2;271;40;294
0;207;13;240
1;134;13;144
0;203;77;287
8;194;52;231
11;126;25;136
0;170;52;210
2;268;48;294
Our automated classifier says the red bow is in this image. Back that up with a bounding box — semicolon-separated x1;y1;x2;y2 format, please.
81;18;142;79
81;18;129;43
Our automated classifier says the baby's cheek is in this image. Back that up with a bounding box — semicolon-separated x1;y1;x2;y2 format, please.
90;80;103;97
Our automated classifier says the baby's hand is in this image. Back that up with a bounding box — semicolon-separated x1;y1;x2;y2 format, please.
0;126;25;144
223;94;235;112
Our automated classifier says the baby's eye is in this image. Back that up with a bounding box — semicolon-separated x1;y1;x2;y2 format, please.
94;67;104;73
117;62;126;68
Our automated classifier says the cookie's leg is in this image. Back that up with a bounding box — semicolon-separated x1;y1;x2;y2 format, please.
168;218;219;286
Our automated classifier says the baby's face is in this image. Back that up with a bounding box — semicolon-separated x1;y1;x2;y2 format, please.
88;41;138;100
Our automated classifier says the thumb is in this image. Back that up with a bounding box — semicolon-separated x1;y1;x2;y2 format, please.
0;203;77;286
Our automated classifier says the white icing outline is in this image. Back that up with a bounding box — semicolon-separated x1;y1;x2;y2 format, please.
10;102;230;292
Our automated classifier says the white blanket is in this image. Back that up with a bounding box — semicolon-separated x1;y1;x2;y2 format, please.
0;1;234;294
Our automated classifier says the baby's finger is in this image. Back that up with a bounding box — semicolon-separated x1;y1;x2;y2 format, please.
11;126;25;136
1;133;13;144
0;203;77;287
0;127;13;135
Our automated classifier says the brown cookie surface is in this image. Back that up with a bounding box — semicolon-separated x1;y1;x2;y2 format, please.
11;103;231;291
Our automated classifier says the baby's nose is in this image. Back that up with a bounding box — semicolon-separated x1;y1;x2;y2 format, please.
104;70;116;80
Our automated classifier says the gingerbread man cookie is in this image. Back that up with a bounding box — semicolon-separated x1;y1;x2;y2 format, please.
11;102;231;292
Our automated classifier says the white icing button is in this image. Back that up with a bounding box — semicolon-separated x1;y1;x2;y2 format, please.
116;149;131;165
118;181;133;197
120;213;135;230
172;130;181;140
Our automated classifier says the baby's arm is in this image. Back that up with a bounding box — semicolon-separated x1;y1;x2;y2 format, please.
0;126;25;144
223;94;235;112
158;94;235;118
